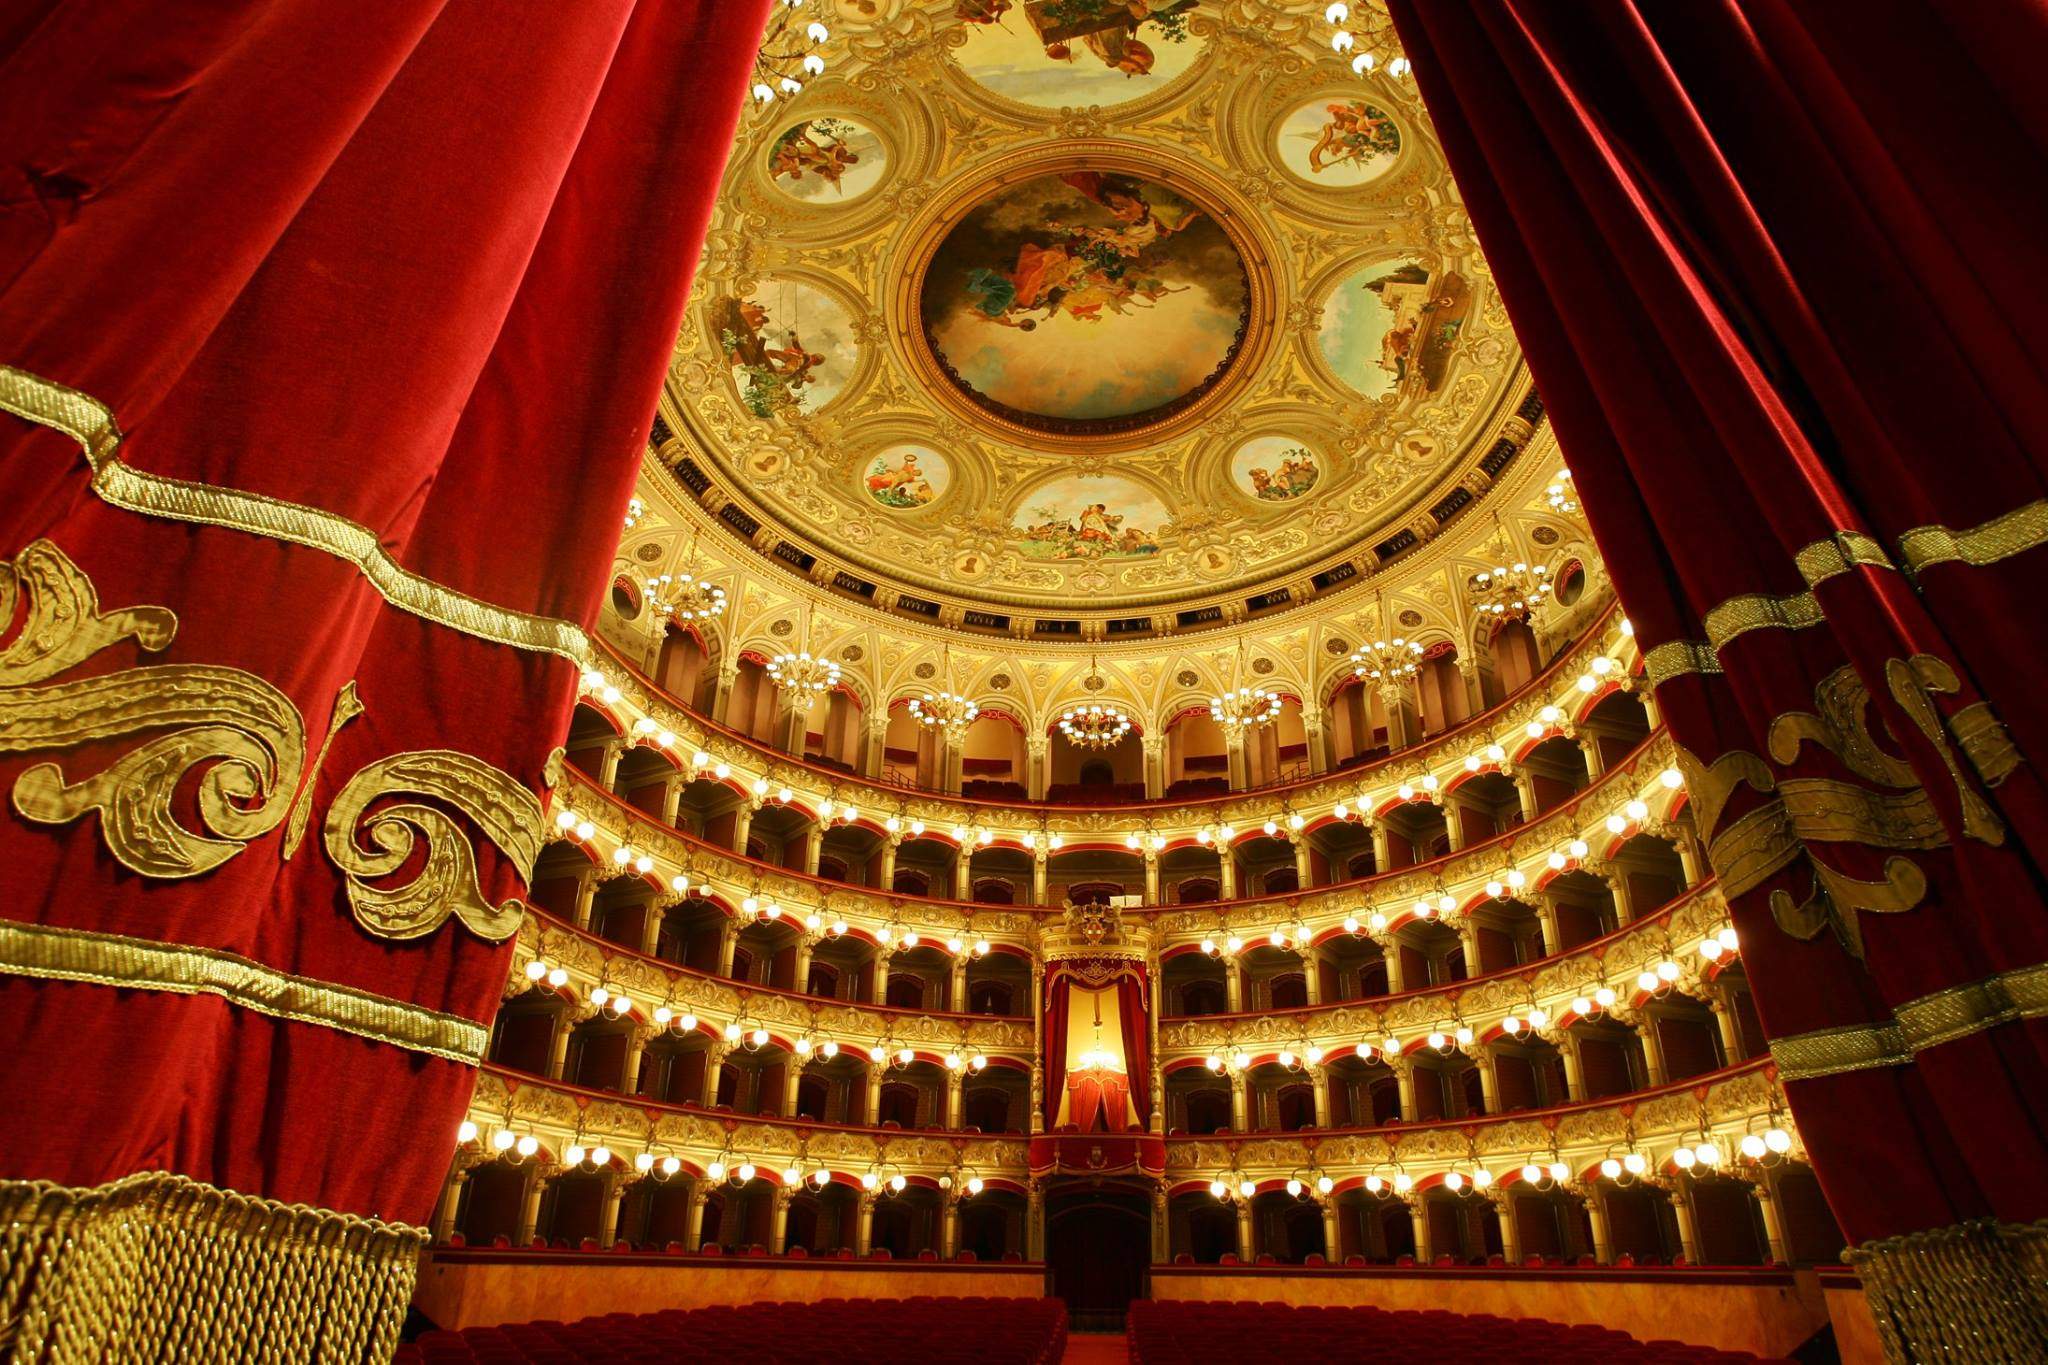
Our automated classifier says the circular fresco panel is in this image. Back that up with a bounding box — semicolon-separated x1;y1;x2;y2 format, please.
952;2;1205;110
860;444;952;510
1318;257;1471;401
918;170;1249;436
766;117;887;203
1230;435;1321;503
707;278;857;419
1275;98;1402;186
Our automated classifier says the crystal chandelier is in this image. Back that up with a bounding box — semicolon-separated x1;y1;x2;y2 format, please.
1210;637;1280;731
1323;2;1414;79
1060;655;1132;749
646;526;727;622
1470;517;1551;624
768;601;840;704
751;0;828;104
1471;560;1551;623
1350;591;1422;686
1546;468;1579;515
909;649;976;732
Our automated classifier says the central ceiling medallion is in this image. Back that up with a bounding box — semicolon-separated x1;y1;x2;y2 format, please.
901;146;1273;451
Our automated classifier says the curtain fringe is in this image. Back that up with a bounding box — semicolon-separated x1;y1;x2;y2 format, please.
0;1171;425;1363
1846;1217;2048;1363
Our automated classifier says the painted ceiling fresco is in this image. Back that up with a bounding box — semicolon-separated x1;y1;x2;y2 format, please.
665;0;1527;616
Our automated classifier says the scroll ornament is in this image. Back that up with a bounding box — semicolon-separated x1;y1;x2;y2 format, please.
1677;656;2019;959
0;540;305;877
2;538;544;945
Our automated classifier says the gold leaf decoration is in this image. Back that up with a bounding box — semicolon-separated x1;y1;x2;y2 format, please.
323;749;543;942
1;541;305;877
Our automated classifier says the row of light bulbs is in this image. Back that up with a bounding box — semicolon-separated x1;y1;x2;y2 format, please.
573;624;1638;840
1194;922;1737;1073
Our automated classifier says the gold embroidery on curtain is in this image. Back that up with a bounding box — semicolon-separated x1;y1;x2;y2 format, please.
281;679;365;861
323;749;543;943
1898;499;2048;574
1;541;307;877
1680;656;2017;959
0;1170;426;1365
0;919;488;1062
1770;962;2048;1083
0;362;593;663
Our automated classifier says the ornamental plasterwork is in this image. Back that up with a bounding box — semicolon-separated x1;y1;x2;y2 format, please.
617;425;1590;739
661;0;1532;623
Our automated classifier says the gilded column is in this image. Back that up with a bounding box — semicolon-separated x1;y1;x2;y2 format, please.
1408;1199;1431;1263
1148;960;1164;1134
600;1174;625;1248
518;1167;551;1247
1585;1186;1614;1264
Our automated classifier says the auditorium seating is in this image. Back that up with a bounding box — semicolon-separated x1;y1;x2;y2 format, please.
397;1296;1066;1365
1125;1301;1787;1365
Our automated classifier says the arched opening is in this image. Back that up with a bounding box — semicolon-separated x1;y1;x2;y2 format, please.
1046;1183;1151;1331
1163;710;1230;798
960;712;1028;800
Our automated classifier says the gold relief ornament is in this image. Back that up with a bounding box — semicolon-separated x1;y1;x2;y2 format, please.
1;540;307;878
322;749;545;942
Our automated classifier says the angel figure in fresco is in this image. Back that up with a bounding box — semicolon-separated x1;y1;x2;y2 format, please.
763;330;827;389
769;120;863;194
1076;503;1123;547
865;451;935;508
1305;100;1400;174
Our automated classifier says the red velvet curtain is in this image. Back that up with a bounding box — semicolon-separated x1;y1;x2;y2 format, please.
0;0;766;1240
1043;973;1070;1129
1387;0;2048;1317
1119;968;1151;1128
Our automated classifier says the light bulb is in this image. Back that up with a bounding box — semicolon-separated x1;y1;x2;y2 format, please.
1600;1158;1622;1179
1473;1169;1492;1189
814;1169;831;1188
1741;1134;1767;1159
1502;1016;1523;1036
1427;1030;1447;1050
1393;1174;1412;1194
547;967;568;988
822;1040;839;1059
1210;1180;1228;1199
1355;1042;1374;1061
1673;1147;1697;1170
1637;970;1660;992
890;1174;907;1193
1765;1128;1792;1153
1548;1162;1570;1183
1695;1141;1723;1167
492;1128;515;1151
1239;1180;1256;1199
1445;1171;1464;1192
784;1166;802;1186
738;1162;756;1184
967;1177;984;1195
636;1152;655;1172
516;1135;538;1158
564;1144;587;1166
709;1160;727;1181
457;1120;478;1144
525;960;546;981
724;1022;742;1042
1623;1152;1646;1175
662;1156;682;1176
1366;1176;1384;1194
1287;1179;1303;1197
679;1012;697;1032
1527;1007;1550;1029
1522;1164;1543;1185
1595;987;1617;1009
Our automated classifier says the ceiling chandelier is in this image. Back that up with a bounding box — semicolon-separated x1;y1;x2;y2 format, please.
1350;590;1422;688
767;602;840;704
1210;637;1281;731
1470;517;1551;624
909;647;977;732
1547;467;1579;515
645;526;727;623
1323;2;1414;79
1059;656;1132;750
751;0;828;104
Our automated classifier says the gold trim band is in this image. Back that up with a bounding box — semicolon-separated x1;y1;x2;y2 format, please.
0;918;488;1063
1769;961;2048;1082
1648;508;2048;687
0;1170;425;1364
0;363;593;663
1900;499;2048;575
1846;1217;2048;1364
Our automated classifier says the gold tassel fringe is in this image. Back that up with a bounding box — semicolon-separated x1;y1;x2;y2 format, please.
0;1171;425;1363
1846;1217;2048;1363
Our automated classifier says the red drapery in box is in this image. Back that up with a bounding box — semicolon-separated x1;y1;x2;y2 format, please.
1388;1;2048;1352
1042;960;1151;1132
0;0;766;1354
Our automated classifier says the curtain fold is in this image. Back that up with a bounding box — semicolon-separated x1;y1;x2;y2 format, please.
0;0;768;1355
1386;0;2048;1353
1119;969;1151;1127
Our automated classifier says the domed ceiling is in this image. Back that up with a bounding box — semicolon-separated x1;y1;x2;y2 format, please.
664;0;1528;619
